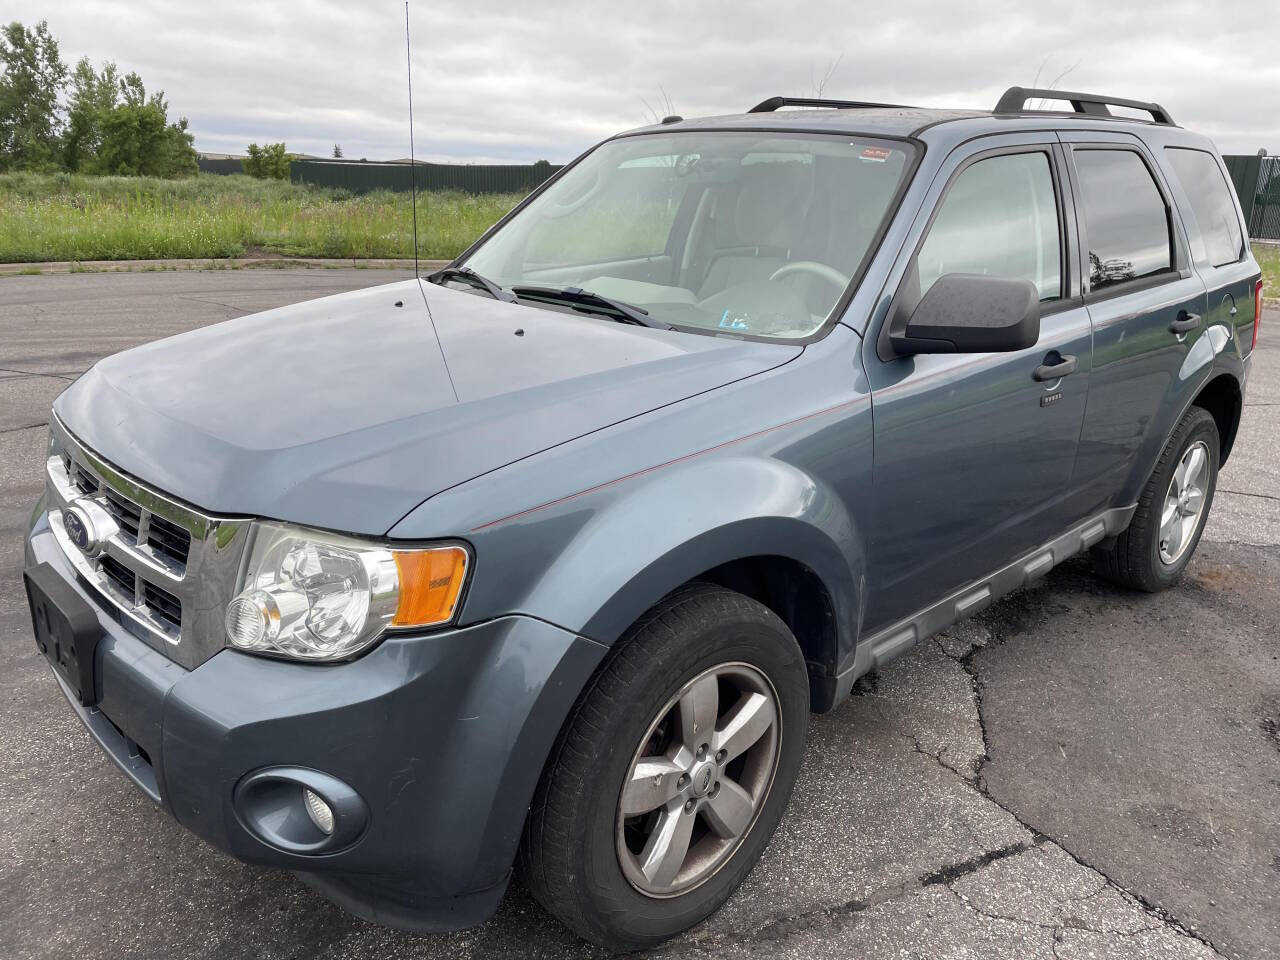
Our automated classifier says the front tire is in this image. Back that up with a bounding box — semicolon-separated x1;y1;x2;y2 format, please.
1091;406;1219;591
520;584;809;949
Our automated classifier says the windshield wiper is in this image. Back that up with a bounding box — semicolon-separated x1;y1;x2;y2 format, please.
427;266;517;303
510;286;671;329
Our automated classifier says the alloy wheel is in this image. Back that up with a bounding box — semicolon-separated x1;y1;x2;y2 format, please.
615;661;780;898
1159;439;1210;565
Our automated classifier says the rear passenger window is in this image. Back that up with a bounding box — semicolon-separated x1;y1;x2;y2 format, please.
1073;149;1173;291
1165;148;1245;267
917;152;1061;301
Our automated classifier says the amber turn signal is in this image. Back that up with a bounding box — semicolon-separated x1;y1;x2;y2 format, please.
392;546;469;627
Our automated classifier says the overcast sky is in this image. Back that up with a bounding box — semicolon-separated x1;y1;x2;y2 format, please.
11;0;1279;162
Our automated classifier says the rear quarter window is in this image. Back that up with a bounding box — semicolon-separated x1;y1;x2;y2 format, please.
1164;148;1245;267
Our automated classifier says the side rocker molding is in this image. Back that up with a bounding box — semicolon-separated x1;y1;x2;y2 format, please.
823;504;1137;707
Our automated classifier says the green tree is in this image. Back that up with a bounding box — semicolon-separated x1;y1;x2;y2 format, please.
63;57;119;170
0;20;67;171
332;143;343;158
92;72;197;177
244;141;291;179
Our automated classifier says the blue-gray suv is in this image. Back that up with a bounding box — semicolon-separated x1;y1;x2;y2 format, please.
22;87;1261;948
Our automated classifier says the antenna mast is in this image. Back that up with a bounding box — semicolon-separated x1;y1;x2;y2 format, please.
404;1;419;278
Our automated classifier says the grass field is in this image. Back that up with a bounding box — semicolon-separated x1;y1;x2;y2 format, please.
1254;242;1280;299
4;171;1280;298
0;172;522;263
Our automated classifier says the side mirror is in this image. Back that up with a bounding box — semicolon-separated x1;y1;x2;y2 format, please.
891;273;1040;355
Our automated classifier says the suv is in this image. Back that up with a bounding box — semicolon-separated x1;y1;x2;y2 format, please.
23;87;1260;948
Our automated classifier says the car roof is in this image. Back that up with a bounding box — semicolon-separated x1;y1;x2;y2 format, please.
626;107;986;139
620;104;1213;151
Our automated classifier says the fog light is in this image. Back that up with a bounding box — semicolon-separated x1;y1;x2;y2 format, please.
234;766;367;854
303;788;334;834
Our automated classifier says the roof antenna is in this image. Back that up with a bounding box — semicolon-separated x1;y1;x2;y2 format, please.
404;1;419;279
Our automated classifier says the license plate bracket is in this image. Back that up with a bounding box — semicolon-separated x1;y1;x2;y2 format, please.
25;562;102;707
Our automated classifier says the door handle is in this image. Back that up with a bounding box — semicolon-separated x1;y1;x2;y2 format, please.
1032;353;1077;382
1169;310;1202;334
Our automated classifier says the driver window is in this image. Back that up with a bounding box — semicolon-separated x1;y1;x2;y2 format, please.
917;151;1062;301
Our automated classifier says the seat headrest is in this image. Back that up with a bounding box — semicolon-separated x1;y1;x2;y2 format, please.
716;162;813;249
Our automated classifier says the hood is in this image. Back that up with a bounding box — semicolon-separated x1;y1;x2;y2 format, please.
55;279;800;534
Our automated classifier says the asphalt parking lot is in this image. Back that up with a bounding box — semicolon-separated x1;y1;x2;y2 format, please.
1;269;1277;960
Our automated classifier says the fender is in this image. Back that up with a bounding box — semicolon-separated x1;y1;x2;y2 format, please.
517;454;863;662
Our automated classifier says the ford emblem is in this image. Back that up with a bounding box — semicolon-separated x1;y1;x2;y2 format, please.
63;505;100;557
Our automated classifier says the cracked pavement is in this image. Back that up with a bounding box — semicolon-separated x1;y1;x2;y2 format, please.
1;271;1276;959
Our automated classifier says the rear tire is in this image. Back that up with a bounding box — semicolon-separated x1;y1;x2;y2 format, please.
519;583;809;949
1091;406;1219;591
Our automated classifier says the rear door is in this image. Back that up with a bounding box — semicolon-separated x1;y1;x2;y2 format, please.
1058;132;1208;517
862;137;1092;633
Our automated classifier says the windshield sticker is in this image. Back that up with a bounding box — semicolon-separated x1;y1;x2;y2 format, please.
859;146;891;163
718;310;751;330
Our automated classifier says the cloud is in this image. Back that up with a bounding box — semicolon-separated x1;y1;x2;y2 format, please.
11;0;1278;161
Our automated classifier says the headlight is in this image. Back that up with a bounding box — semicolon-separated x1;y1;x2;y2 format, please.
224;522;469;662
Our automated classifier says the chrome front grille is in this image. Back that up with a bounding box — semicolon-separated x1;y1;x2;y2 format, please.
101;487;143;540
45;415;252;670
98;553;138;600
146;513;192;572
70;460;98;495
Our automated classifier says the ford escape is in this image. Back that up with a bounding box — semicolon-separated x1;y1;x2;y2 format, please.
23;86;1260;948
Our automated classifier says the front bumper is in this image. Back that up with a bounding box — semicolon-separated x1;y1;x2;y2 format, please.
25;506;606;931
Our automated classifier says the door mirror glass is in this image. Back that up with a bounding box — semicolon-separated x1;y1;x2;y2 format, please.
894;273;1040;354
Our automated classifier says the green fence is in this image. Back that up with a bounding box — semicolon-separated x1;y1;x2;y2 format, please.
196;156;245;175
1224;153;1280;241
290;158;562;194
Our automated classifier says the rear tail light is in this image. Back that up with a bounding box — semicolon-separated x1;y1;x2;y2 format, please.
1255;278;1264;350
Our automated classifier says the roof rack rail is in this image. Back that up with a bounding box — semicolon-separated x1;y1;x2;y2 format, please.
994;86;1174;125
747;96;906;114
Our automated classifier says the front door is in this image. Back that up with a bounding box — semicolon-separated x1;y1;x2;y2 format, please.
862;139;1091;634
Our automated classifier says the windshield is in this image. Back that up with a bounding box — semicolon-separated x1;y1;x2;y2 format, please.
461;132;915;340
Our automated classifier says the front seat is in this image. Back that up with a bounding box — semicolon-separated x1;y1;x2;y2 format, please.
697;161;812;299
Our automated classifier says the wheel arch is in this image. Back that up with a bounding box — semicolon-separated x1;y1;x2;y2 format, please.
577;517;860;715
1191;371;1243;465
689;554;842;712
1123;350;1245;506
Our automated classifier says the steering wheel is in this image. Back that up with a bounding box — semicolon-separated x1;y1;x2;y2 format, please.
769;261;851;293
